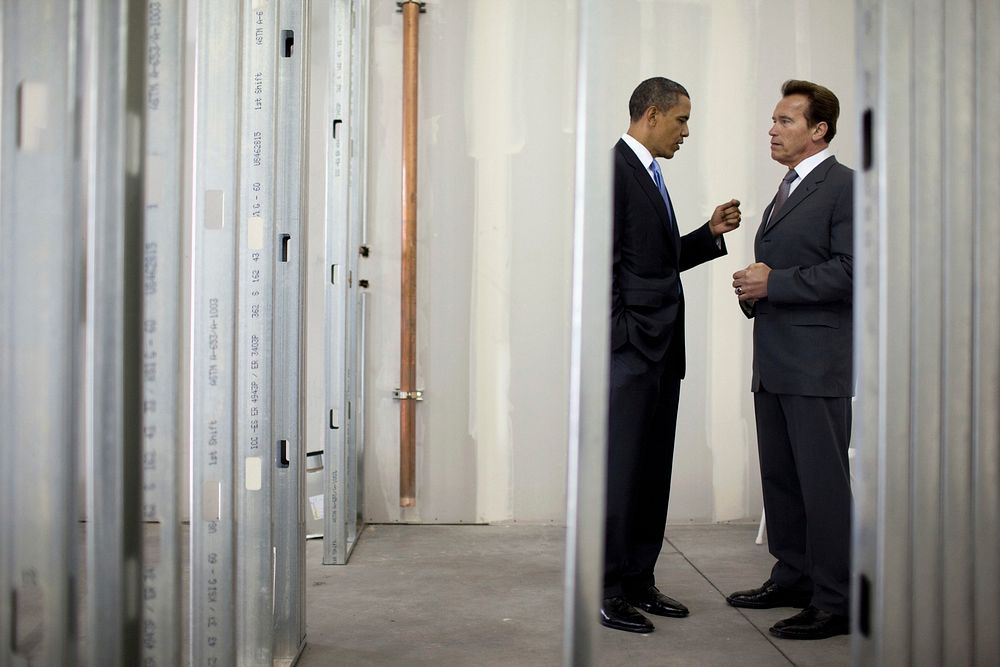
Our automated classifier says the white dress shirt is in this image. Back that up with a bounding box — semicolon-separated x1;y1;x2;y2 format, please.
787;147;833;195
621;132;658;185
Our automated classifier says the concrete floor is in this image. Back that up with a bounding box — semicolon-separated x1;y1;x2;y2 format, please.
298;523;849;667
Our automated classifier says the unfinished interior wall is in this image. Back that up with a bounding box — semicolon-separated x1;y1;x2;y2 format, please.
357;0;856;524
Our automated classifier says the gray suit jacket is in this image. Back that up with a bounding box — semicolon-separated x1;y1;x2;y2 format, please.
744;155;854;397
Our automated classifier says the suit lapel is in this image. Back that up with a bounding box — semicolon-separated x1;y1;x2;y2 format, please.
617;139;670;228
755;200;774;245
761;156;838;236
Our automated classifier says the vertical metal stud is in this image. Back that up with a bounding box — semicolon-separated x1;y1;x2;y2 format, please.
909;1;947;663
940;2;977;663
853;1;1000;665
855;0;919;662
272;0;308;661
354;290;370;539
235;1;278;663
324;0;352;565
345;0;371;563
317;0;368;566
189;1;241;663
972;3;1000;665
82;0;147;663
851;5;880;664
353;0;372;254
563;1;614;664
141;0;186;663
0;2;83;665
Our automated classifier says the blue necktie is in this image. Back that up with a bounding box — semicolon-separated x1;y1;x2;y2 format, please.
651;159;682;296
650;160;676;233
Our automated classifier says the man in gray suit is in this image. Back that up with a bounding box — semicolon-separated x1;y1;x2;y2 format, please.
726;80;853;640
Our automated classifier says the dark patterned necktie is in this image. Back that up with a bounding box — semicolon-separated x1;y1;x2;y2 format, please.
766;169;798;230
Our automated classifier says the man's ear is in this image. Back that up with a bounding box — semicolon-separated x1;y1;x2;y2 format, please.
645;105;658;125
813;121;829;141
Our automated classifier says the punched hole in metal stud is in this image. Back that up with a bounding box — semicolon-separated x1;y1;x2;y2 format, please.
279;234;291;262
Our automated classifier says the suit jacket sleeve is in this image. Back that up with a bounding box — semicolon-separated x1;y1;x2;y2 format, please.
679;221;726;272
766;177;853;304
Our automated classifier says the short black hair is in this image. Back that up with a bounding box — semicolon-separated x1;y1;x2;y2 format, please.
629;77;690;122
781;79;840;143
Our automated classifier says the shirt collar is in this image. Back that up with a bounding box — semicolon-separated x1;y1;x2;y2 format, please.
789;147;832;184
621;132;656;173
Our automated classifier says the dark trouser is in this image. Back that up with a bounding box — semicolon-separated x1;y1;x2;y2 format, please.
754;388;853;616
603;343;681;599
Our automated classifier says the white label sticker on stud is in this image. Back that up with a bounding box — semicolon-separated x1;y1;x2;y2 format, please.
248;216;264;250
205;190;225;229
127;112;142;176
245;456;262;491
201;481;221;520
309;494;324;521
18;82;47;152
146;155;166;205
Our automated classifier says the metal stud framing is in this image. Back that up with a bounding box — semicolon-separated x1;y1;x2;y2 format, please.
1;2;84;665
188;1;241;661
314;0;370;566
853;0;1000;664
188;0;310;663
142;0;186;663
346;0;372;562
563;1;614;664
235;0;279;662
83;0;147;665
3;0;318;663
272;0;309;661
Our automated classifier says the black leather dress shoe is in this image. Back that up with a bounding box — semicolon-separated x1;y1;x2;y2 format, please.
626;586;689;618
769;606;849;639
725;579;811;609
771;605;818;630
600;596;654;633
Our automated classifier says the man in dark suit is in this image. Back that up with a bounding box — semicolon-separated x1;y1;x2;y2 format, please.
601;77;742;634
727;80;853;640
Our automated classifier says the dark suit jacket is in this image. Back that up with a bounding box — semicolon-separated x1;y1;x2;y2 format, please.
612;138;726;376
744;155;854;397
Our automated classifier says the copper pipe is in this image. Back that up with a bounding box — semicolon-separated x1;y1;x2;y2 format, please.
399;0;421;507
